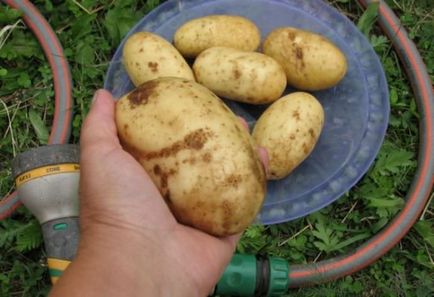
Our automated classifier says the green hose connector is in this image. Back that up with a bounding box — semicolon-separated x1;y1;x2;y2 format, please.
214;254;289;296
215;254;257;296
267;257;290;296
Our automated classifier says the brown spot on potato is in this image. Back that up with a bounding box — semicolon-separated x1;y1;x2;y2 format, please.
221;200;233;231
139;48;144;53
163;190;172;203
148;62;159;73
225;174;242;188
153;164;162;175
160;172;168;189
295;47;303;60
195;200;205;209
287;31;296;41
202;153;212;163
309;128;315;138
157;167;178;195
302;142;309;154
222;200;231;216
141;128;213;160
128;81;158;107
290;134;296;140
292;110;300;120
233;69;241;79
184;129;209;150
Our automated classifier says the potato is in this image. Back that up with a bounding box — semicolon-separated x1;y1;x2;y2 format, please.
174;15;260;58
193;47;287;104
252;92;324;179
123;32;194;86
263;27;347;91
116;77;266;236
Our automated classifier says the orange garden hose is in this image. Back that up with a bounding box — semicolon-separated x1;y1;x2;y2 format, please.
0;0;73;220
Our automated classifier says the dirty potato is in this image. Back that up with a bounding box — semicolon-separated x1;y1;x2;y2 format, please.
123;32;194;86
252;92;324;179
116;77;266;236
263;27;347;91
174;15;261;58
193;47;287;104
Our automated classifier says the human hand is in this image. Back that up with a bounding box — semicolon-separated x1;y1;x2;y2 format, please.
50;89;268;297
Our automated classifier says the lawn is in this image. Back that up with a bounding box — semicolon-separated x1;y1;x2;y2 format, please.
0;0;433;296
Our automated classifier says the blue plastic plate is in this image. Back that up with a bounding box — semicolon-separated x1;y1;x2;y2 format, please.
104;0;389;225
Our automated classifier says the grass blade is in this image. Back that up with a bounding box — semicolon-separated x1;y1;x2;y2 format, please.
28;109;48;144
357;2;379;37
333;233;371;251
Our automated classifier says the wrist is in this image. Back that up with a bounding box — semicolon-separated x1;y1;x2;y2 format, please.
55;223;204;297
78;228;164;295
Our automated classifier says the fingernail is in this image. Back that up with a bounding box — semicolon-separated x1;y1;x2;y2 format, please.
92;90;102;105
257;146;270;176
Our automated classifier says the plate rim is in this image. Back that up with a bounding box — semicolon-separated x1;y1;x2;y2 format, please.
104;0;390;224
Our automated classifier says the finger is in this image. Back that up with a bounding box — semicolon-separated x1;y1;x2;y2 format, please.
80;89;120;151
237;116;249;131
257;146;269;175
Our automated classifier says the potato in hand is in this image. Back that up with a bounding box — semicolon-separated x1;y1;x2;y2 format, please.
116;77;266;236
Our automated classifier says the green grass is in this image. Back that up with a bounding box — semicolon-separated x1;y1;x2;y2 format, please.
0;0;433;296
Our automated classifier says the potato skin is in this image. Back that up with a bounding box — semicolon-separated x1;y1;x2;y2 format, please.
193;47;287;104
116;77;266;236
252;92;324;179
174;15;261;58
263;27;347;91
123;32;194;86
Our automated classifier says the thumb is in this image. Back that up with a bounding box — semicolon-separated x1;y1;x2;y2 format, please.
80;89;120;152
